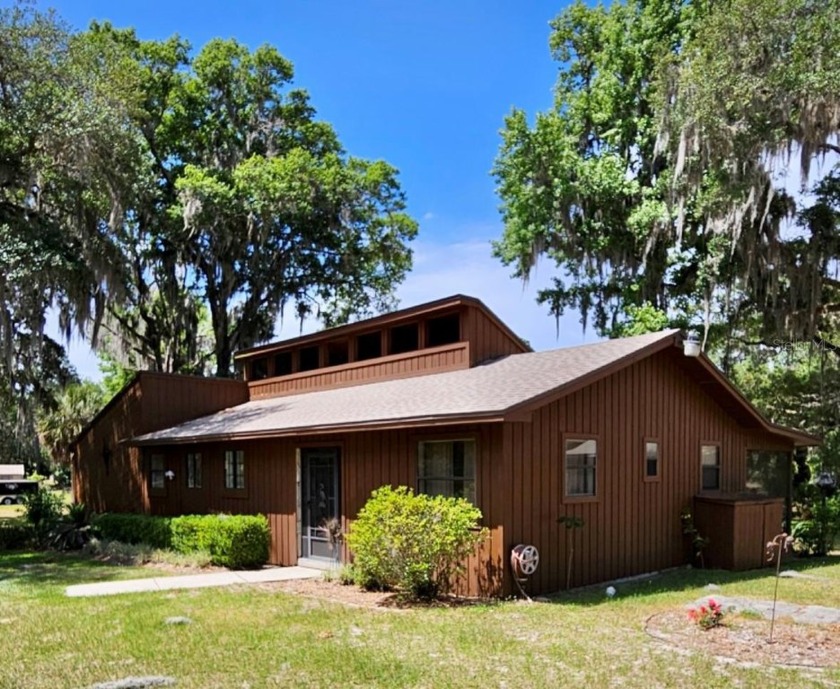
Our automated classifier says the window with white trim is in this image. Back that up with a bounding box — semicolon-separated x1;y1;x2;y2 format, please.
565;439;597;497
418;439;475;502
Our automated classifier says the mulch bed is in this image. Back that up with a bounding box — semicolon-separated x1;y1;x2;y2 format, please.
261;577;492;610
645;609;840;669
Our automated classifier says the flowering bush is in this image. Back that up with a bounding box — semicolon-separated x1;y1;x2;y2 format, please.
688;598;725;630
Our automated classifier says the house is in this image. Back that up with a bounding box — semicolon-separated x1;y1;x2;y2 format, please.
72;295;816;596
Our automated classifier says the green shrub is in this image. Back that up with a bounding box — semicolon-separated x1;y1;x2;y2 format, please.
46;502;94;551
792;495;840;556
91;512;270;568
22;485;63;539
0;519;35;550
210;515;270;569
346;485;487;599
92;513;173;549
171;514;270;569
170;515;215;554
337;564;361;586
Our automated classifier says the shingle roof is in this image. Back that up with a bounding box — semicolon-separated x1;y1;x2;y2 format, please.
133;329;680;445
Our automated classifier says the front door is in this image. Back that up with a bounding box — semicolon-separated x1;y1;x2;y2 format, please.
300;448;341;561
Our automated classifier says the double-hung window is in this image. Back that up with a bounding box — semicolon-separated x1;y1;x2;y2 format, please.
224;450;245;490
186;453;202;489
150;454;165;490
418;439;476;502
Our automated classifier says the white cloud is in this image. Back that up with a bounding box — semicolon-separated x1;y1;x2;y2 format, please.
395;237;598;352
422;211;436;221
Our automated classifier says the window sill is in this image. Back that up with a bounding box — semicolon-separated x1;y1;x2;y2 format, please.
220;489;249;500
644;476;661;483
562;494;599;505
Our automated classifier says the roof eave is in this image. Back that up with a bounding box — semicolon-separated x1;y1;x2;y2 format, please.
688;354;821;446
128;411;509;447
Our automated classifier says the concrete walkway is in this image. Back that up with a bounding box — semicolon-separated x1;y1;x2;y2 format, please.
66;566;322;598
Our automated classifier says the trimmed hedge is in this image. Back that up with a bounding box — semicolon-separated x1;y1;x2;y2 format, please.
0;520;35;550
93;512;270;569
92;513;173;549
171;514;270;569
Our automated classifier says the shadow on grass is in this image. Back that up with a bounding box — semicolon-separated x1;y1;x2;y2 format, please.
0;550;146;591
540;554;840;607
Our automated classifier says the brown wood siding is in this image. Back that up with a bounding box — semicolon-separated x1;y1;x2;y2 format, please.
73;384;147;514
247;343;469;399
73;374;248;514
465;304;528;365
502;348;793;595
140;375;248;431
144;424;506;597
77;344;799;598
693;496;784;570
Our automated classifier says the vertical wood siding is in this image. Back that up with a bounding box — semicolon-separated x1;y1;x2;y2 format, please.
501;349;793;595
78;348;797;598
73;374;247;514
146;424;506;597
247;343;470;399
693;496;784;570
465;305;529;366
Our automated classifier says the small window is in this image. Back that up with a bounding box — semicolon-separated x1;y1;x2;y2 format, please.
298;346;320;372
565;439;597;497
426;313;460;347
327;340;349;367
150;454;165;490
224;450;245;490
251;358;268;380
186;453;202;489
274;351;293;376
418;439;476;502
356;331;382;360
645;441;659;480
701;445;720;490
389;323;419;355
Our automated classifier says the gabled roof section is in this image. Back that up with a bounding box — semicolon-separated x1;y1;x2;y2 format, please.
71;371;143;449
71;371;248;449
133;329;687;445
234;294;530;362
672;349;820;447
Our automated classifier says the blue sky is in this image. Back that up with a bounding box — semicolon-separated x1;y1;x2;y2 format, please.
44;0;598;379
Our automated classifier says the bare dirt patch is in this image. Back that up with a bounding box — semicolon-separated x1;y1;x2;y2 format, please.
646;609;840;669
262;577;493;610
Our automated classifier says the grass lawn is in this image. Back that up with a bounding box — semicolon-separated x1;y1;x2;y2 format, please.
0;552;838;689
0;504;23;519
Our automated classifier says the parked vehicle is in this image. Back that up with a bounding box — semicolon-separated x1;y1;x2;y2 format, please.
0;480;39;505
